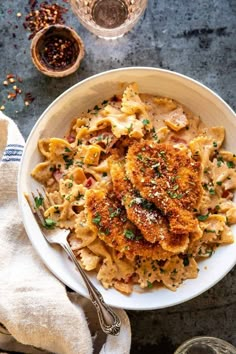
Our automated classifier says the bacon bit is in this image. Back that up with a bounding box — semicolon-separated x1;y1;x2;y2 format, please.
3;81;8;86
72;205;82;214
53;169;63;182
170;135;187;144
66;135;76;143
111;94;122;102
222;190;233;199
84;177;96;188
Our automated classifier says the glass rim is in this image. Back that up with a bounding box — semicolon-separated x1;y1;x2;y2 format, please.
174;336;236;353
70;0;148;33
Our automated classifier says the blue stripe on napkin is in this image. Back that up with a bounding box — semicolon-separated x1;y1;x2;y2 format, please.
1;144;24;162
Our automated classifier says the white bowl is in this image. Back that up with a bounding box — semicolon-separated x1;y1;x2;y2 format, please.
18;67;236;310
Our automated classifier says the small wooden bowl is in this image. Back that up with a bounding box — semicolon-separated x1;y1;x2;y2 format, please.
31;25;85;78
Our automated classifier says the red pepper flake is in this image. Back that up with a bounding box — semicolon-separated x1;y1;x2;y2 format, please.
7;92;17;101
24;92;35;105
16;76;23;83
1;73;32;110
23;2;68;40
29;0;38;10
6;74;15;80
40;36;78;70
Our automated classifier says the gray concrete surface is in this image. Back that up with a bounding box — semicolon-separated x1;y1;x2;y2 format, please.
0;0;236;353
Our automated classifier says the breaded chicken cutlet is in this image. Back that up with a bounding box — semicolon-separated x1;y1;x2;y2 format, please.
85;189;174;260
126;141;202;234
109;157;189;253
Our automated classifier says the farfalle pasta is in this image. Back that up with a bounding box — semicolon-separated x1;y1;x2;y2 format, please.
31;83;236;294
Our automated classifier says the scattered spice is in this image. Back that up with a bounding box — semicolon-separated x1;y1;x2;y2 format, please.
24;92;35;105
1;74;35;110
23;2;68;39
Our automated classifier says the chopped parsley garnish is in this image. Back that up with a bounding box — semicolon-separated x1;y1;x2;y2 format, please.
102;172;107;177
124;229;135;240
127;124;133;133
77;139;82;145
63;155;73;169
141;199;154;210
44;218;56;229
142;119;150;126
93;105;100;111
68;182;73;188
54;206;60;214
216;181;222;186
102;228;110;235
147;280;153;288
197;213;209;221
159;151;166;160
151;127;159;142
209;188;215;195
102;100;108;105
213;141;217;148
152;163;162;177
76;192;84;200
183;256;189;266
217;156;224;167
34;196;43;208
227;161;235;169
167;191;183;199
137;154;143;161
109;208;121;218
64;147;71;152
92;213;101;225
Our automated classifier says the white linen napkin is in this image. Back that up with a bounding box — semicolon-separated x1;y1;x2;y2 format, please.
0;112;131;354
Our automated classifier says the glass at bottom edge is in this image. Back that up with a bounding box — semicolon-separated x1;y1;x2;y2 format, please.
174;336;236;354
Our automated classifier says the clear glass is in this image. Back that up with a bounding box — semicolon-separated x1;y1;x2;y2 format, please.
70;0;148;39
174;337;236;354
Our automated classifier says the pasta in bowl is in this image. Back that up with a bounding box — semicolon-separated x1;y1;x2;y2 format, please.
18;68;236;309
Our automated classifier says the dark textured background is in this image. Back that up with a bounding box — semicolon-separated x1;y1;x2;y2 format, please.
0;0;236;353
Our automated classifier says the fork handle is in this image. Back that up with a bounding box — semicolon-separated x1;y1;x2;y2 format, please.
61;241;121;336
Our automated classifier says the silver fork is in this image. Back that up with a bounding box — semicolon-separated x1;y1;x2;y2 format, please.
27;190;121;336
